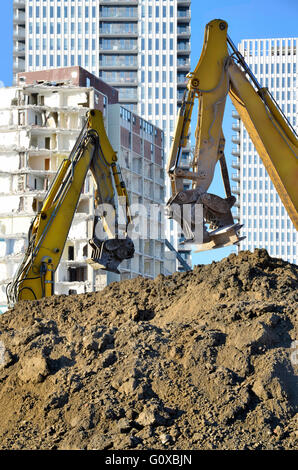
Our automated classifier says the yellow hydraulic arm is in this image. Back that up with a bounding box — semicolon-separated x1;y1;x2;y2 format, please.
167;19;298;251
6;110;134;306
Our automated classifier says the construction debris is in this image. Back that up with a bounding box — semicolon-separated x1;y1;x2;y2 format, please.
0;248;297;450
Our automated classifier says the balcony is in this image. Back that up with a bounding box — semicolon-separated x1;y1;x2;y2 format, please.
13;58;25;73
99;4;138;19
177;26;191;37
177;59;190;69
232;160;240;170
100;63;138;71
232;172;240;182
13;27;25;40
99;28;138;37
13;44;26;56
13;1;26;8
232;110;240;119
232;134;240;144
177;12;191;22
177;43;191;54
100;42;138;53
99;0;138;5
231;148;240;157
13;10;25;23
232;186;240;195
177;75;188;84
232;123;240;131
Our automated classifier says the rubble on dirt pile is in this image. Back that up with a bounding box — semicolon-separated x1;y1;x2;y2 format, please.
0;248;297;450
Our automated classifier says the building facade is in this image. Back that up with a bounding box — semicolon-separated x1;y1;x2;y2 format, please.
0;66;172;311
12;0;192;271
231;38;297;264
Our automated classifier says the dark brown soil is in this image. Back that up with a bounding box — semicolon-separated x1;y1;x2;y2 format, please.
0;248;297;450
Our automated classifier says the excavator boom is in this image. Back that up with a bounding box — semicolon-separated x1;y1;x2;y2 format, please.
167;19;298;253
6;109;134;306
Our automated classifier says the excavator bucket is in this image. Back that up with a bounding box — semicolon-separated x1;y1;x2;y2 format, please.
87;237;135;274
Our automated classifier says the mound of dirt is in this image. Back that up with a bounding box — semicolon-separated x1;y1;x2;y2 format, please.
0;249;297;450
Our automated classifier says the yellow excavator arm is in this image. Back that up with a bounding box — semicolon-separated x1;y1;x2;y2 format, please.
7;109;134;306
167;19;298;251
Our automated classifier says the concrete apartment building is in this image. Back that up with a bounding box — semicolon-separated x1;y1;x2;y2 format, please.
231;37;297;264
0;66;172;311
12;0;192;271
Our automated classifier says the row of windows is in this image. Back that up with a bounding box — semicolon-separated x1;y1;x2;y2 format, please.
29;5;96;18
29;37;97;50
141;70;174;82
141;21;175;35
242;179;279;190
141;38;176;50
141;5;175;18
243;218;294;231
259;76;296;89
141;54;174;67
252;62;297;74
141;87;174;100
141;103;175;115
242;205;292;217
245;233;278;243
243;38;297;55
245;232;296;244
119;108;163;142
29;20;96;35
28;54;96;67
243;193;289;204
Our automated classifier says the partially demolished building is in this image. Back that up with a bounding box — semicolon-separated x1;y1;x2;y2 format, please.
0;67;174;311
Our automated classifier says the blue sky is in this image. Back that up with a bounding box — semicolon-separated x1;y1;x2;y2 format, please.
0;0;297;266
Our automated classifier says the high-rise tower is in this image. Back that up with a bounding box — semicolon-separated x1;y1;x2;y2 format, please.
231;37;297;263
12;0;192;270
